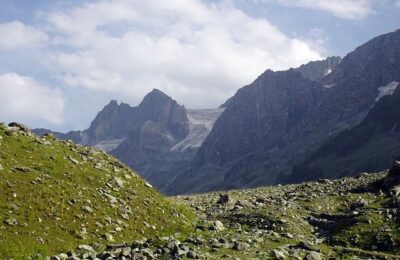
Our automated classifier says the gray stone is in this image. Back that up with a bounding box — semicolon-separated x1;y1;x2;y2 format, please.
4;218;18;226
304;251;322;260
8;122;30;132
82;206;93;213
13;166;33;172
232;242;249;251
113;177;124;188
273;250;286;259
212;220;224;232
77;244;94;252
187;251;199;259
121;247;131;256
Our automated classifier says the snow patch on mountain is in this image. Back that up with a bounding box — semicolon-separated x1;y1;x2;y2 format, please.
375;81;399;101
324;69;332;76
171;108;224;152
94;138;126;152
322;83;336;89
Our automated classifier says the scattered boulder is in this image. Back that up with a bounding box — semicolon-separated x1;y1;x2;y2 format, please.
8;122;30;132
81;206;93;214
232;241;249;251
4;218;18;226
376;161;400;195
382;161;400;196
217;194;230;205
211;220;224;232
273;249;286;259
304;251;322;260
113;177;125;188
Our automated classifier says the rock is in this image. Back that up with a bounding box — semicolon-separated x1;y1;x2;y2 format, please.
283;233;294;239
232;242;249;251
8;203;19;211
121;247;132;256
52;253;68;260
4;218;18;226
304;251;322;260
94;163;103;170
179;244;190;252
211;220;224;232
145;182;153;188
8;122;30;132
298;241;320;252
113;177;125;188
187;251;199;259
68;156;79;165
13;166;33;172
273;250;286;259
77;244;94;253
81;206;93;213
120;213;130;220
317;179;333;184
379;161;400;195
217;194;230;204
236;200;254;208
167;241;180;251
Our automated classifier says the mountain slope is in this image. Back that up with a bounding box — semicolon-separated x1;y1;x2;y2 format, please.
290;85;400;182
168;29;400;194
0;123;194;258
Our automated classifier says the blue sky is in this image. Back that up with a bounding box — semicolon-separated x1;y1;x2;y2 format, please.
0;0;399;131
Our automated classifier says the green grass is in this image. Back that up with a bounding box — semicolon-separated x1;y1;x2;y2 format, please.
0;124;195;258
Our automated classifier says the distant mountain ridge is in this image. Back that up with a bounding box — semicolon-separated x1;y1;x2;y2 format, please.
34;89;223;192
34;29;400;195
166;29;400;194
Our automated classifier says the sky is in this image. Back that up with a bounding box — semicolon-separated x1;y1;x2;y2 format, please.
0;0;399;131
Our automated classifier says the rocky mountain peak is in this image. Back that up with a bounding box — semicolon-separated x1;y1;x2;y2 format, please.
139;89;173;108
295;56;342;82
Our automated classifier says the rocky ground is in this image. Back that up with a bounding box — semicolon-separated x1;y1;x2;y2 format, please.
52;169;400;259
174;171;400;259
2;122;400;259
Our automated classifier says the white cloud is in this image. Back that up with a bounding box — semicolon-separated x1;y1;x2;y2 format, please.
0;21;48;50
44;0;322;108
266;0;373;20
0;73;64;125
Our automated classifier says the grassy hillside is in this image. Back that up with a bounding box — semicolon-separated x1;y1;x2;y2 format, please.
0;123;194;258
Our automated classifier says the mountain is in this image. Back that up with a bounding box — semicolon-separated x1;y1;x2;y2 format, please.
295;56;342;81
290;84;400;182
33;89;223;192
0;123;194;258
166;29;400;194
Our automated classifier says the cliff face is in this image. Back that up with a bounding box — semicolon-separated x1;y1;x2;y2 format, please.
295;56;342;81
166;29;400;194
290;86;400;182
